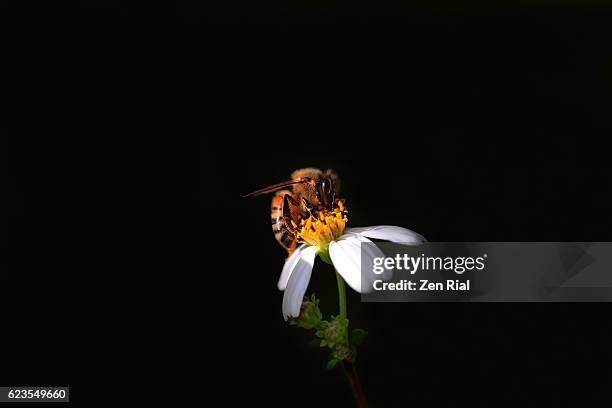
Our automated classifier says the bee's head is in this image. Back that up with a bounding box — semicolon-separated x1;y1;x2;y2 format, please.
288;168;341;214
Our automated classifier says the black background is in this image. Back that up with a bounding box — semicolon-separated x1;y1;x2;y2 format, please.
4;1;612;406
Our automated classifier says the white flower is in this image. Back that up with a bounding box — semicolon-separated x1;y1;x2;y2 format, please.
279;214;426;320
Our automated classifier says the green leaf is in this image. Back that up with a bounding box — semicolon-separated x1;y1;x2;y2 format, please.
326;359;339;370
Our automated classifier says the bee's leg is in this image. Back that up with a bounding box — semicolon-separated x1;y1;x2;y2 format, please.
286;234;299;257
327;190;336;211
301;197;318;218
283;194;302;234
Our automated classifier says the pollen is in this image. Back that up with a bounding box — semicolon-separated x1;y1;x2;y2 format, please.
297;201;348;250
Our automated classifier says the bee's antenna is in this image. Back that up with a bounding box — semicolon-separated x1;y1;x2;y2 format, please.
243;178;307;198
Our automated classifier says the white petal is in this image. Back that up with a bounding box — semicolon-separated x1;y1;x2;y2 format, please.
278;244;308;291
282;246;318;320
346;225;426;244
342;233;385;261
342;233;393;283
329;236;368;293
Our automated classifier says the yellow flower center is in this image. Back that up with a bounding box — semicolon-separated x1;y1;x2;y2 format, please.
296;200;348;251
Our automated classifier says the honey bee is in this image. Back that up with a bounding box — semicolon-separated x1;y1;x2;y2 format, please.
245;168;341;255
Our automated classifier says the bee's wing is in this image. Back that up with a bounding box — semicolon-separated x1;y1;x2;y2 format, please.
243;178;308;197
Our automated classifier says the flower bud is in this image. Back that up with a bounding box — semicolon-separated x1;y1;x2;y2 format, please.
290;295;322;330
324;315;349;346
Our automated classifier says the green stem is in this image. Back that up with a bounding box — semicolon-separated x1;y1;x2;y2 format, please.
335;271;368;407
336;271;347;318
